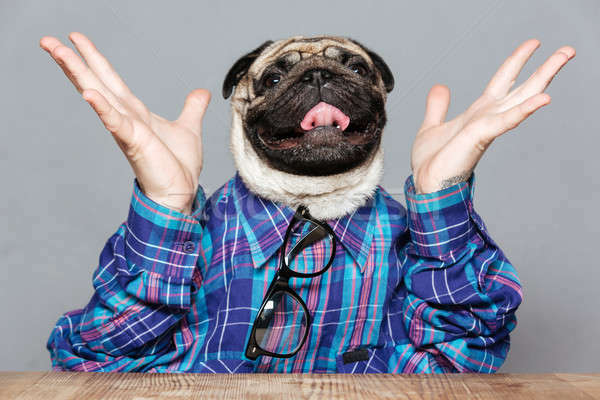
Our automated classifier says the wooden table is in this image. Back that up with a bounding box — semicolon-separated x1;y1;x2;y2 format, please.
1;372;598;399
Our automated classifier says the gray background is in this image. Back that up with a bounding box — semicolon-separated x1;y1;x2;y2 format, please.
1;0;598;372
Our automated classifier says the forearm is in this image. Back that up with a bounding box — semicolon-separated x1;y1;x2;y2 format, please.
400;173;522;372
47;179;209;370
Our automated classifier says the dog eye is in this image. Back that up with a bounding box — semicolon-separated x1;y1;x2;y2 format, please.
349;63;368;76
264;73;281;88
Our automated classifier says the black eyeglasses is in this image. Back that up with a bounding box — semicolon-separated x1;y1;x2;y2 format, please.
245;206;337;360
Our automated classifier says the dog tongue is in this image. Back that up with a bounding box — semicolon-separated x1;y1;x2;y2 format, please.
300;102;350;131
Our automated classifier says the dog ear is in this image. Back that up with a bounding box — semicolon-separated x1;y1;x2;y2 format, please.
349;39;394;93
222;40;274;99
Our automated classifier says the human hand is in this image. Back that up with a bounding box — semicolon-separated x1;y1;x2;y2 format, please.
40;32;211;214
410;39;575;194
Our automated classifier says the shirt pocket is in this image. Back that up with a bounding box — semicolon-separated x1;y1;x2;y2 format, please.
335;345;394;373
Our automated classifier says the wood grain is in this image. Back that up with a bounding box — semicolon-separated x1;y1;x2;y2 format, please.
0;372;598;399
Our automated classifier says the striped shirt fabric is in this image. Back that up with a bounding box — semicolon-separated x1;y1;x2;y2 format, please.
47;172;522;373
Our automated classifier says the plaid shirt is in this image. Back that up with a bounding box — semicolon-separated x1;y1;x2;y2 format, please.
47;172;522;373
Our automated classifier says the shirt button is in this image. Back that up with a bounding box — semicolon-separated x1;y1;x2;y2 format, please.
183;241;196;253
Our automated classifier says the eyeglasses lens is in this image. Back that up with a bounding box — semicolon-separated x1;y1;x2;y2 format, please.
255;290;308;356
284;220;333;275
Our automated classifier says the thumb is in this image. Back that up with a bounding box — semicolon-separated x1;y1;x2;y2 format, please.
177;88;211;133
420;84;450;131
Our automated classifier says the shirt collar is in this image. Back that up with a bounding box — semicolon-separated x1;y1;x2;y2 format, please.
230;173;376;274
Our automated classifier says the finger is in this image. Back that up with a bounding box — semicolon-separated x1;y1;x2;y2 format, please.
40;36;126;114
40;36;82;89
484;39;541;98
68;32;148;115
420;84;450;131
40;36;95;93
40;36;63;55
176;89;211;134
82;89;135;148
509;46;575;103
481;93;551;145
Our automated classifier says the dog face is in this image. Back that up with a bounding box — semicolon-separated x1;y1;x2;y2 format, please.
223;36;394;177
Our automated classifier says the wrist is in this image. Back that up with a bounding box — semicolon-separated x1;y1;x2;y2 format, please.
413;170;473;195
147;195;194;215
136;181;197;215
412;174;439;195
415;183;437;195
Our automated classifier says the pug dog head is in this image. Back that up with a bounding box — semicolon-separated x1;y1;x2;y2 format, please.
223;35;394;220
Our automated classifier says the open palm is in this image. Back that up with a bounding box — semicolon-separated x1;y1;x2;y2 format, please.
40;32;211;214
411;39;575;194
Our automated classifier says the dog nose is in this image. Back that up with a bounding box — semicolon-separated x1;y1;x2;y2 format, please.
301;69;333;87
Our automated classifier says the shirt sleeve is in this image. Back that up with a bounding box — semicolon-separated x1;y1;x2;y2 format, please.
47;178;212;372
397;173;523;373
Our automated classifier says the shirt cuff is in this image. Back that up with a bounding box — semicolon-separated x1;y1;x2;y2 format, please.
124;178;206;280
404;173;477;259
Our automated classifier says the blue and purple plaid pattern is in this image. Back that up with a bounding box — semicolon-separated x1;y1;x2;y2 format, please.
47;172;522;373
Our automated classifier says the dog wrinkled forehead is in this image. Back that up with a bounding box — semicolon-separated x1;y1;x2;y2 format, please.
247;35;372;76
222;34;394;102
